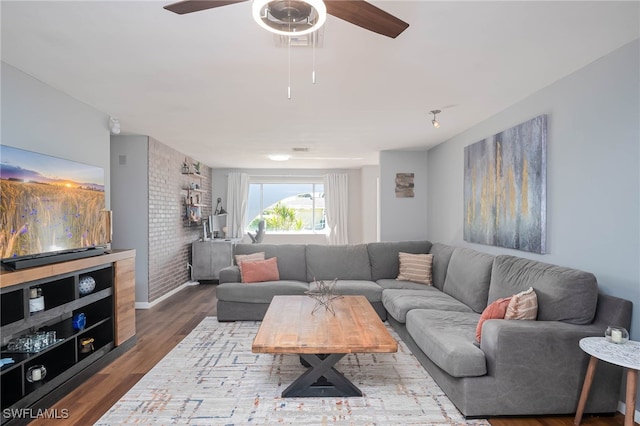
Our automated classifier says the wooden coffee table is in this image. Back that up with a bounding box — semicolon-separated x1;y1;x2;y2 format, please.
252;295;398;397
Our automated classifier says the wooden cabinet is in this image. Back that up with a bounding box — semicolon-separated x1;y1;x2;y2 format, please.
0;250;136;424
192;240;236;280
113;256;136;345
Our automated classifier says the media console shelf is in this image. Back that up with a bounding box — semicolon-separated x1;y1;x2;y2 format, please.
0;250;136;425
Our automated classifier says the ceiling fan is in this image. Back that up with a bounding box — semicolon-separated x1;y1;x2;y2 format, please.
163;0;409;39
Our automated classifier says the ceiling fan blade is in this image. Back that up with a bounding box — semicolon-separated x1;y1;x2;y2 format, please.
164;0;248;15
325;0;409;39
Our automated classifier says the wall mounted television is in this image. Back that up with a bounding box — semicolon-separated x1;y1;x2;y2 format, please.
0;145;109;270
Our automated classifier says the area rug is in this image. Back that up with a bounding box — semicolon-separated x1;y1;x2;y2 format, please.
97;317;490;425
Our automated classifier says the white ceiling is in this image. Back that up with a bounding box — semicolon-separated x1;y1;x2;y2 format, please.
2;1;638;169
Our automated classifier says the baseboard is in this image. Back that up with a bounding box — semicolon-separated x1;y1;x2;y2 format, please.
135;281;199;309
617;400;640;423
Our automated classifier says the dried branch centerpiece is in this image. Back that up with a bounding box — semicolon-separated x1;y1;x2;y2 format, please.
305;278;342;315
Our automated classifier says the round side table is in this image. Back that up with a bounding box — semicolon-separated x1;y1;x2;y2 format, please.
574;337;639;426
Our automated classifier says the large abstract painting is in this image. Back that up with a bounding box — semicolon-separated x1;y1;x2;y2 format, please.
463;115;547;253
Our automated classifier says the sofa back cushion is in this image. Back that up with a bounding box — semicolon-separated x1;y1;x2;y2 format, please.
488;255;598;325
234;244;307;282
367;241;432;281
306;244;372;281
443;247;494;313
429;243;456;291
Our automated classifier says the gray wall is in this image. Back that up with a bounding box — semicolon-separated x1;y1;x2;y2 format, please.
426;39;640;412
1;63;111;205
111;135;150;304
426;40;639;343
379;150;429;242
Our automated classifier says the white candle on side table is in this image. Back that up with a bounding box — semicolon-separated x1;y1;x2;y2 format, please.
611;329;623;343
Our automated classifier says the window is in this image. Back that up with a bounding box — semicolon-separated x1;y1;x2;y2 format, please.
246;180;325;233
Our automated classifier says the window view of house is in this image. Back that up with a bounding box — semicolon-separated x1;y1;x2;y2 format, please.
246;182;325;233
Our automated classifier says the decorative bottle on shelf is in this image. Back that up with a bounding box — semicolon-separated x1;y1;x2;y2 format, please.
29;287;44;315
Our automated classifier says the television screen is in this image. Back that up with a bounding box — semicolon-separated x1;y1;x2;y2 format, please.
0;145;107;262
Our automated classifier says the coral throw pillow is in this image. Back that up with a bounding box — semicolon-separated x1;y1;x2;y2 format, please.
396;252;433;285
475;297;512;342
235;252;265;281
505;287;538;320
240;257;280;283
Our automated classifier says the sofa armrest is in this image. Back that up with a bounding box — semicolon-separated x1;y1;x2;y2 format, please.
219;266;241;284
478;320;624;413
480;320;604;380
481;320;604;374
592;293;632;330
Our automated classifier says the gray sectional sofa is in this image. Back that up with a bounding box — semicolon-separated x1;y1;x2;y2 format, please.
216;241;633;418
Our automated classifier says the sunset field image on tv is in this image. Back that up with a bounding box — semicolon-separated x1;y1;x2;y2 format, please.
0;145;108;270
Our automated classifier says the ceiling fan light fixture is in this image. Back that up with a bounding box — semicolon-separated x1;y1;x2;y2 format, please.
252;0;327;36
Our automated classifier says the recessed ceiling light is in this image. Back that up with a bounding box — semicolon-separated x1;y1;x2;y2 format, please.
268;154;291;161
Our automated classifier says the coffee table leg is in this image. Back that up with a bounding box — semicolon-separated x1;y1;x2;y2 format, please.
283;353;363;398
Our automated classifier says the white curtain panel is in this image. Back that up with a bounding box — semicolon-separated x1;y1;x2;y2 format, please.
226;172;249;239
324;173;349;245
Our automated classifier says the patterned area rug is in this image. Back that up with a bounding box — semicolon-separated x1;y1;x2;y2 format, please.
97;317;490;425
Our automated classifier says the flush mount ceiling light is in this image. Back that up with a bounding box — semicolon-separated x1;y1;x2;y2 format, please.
252;0;327;36
430;110;441;129
268;154;291;161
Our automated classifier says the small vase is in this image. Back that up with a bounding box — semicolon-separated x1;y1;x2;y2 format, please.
605;326;629;344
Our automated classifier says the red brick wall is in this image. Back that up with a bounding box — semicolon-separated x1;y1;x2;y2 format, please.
147;138;211;302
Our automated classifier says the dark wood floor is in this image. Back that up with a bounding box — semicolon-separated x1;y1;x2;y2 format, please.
31;284;631;425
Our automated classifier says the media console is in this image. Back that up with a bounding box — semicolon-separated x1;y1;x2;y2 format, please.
0;250;136;425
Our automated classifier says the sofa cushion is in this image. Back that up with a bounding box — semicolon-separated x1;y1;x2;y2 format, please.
241;257;280;283
218;265;241;284
488;255;598;325
234;244;307;282
376;279;435;291
443;248;494;313
429;243;456;291
309;280;383;303
216;281;309;303
397;252;433;285
367;241;432;281
382;288;473;323
306;244;372;281
406;309;486;377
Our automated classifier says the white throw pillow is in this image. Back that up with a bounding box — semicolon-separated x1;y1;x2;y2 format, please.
235;252;265;280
